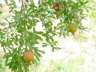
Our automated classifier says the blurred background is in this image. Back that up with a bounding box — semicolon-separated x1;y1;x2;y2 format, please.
0;0;96;72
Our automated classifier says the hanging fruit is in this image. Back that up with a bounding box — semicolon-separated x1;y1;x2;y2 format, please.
52;2;64;11
53;2;60;11
23;51;34;63
52;2;64;18
67;24;77;35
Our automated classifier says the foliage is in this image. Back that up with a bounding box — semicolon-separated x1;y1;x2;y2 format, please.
0;0;88;72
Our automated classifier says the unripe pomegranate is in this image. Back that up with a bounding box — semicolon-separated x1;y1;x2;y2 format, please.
68;24;77;34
